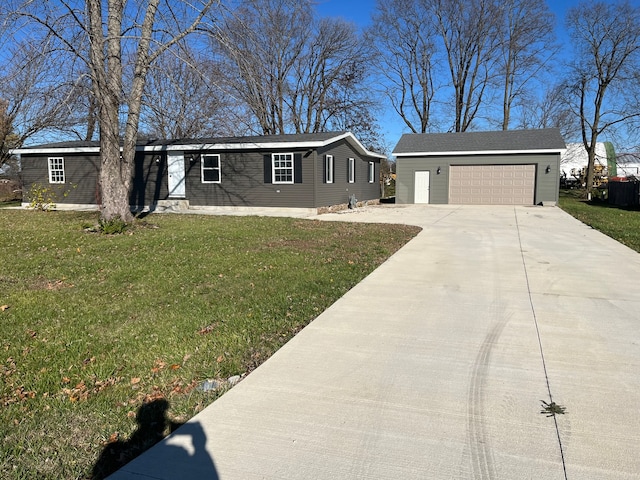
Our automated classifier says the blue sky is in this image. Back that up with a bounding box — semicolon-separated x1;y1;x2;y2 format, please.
315;0;577;30
313;0;583;149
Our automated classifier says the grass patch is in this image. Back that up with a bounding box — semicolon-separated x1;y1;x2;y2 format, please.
559;190;640;252
0;209;420;479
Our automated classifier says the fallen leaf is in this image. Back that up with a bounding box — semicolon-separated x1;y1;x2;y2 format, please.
198;324;214;335
108;432;119;443
130;377;141;385
170;364;180;370
216;355;225;363
0;305;9;312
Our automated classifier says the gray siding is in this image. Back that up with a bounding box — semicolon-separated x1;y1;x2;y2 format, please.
397;153;560;204
22;153;169;207
316;139;380;207
20;137;383;210
21;154;100;205
186;149;315;208
131;152;169;207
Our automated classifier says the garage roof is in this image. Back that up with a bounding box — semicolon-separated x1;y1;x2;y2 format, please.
393;128;566;157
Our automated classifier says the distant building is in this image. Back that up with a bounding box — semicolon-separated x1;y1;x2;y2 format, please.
560;143;612;185
615;153;640;178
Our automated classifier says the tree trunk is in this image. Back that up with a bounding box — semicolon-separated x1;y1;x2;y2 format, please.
100;144;134;222
99;96;134;222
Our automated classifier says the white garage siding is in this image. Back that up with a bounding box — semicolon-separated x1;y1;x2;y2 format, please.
449;164;536;205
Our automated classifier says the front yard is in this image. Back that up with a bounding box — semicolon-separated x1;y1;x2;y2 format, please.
0;210;420;479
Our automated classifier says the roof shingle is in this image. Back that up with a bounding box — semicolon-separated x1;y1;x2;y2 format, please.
393;128;566;155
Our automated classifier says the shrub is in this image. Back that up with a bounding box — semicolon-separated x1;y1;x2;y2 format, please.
98;217;128;234
27;183;58;211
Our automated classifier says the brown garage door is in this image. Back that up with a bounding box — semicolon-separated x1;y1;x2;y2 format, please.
449;165;535;205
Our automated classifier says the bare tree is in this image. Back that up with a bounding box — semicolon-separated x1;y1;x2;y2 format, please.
430;0;502;132
319;60;384;152
213;0;378;138
496;0;556;130
0;36;82;164
367;0;436;133
214;0;311;135
566;0;640;193
518;84;579;140
16;0;217;222
141;49;234;139
289;17;373;133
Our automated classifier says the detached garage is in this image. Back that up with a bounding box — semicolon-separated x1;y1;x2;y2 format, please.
393;129;566;205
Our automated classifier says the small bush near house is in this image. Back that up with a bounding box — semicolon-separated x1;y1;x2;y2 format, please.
26;182;76;211
0;209;420;479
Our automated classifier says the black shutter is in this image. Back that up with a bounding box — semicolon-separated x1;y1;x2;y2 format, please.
263;154;272;184
294;153;302;184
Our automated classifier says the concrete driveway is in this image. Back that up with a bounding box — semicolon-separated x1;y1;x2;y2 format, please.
110;205;640;480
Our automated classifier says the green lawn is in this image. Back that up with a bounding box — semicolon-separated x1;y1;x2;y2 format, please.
559;190;640;252
0;210;420;479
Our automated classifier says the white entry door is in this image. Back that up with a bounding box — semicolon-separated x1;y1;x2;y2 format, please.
414;171;430;204
167;152;186;198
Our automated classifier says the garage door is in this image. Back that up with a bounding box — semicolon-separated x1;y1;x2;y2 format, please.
449;165;535;205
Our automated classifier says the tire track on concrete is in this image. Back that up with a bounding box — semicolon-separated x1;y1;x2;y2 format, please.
466;312;509;480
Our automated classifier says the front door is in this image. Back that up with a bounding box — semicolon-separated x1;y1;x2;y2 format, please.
414;171;430;204
167;152;186;198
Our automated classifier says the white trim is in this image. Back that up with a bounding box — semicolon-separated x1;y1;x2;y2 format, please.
348;157;355;183
325;154;334;183
201;154;221;184
48;157;65;183
272;152;294;184
394;148;566;157
162;133;385;158
368;161;375;183
11;147;101;155
10;133;387;159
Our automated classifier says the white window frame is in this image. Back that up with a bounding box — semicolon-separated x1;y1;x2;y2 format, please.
48;157;65;184
201;154;221;183
325;154;334;183
348;157;355;183
368;161;375;183
272;153;294;184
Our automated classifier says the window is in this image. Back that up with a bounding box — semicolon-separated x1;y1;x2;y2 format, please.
368;161;375;183
348;158;355;183
201;154;221;183
272;153;294;184
48;157;65;184
325;155;334;183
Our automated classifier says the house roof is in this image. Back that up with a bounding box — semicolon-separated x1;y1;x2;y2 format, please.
392;128;566;157
11;132;386;159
